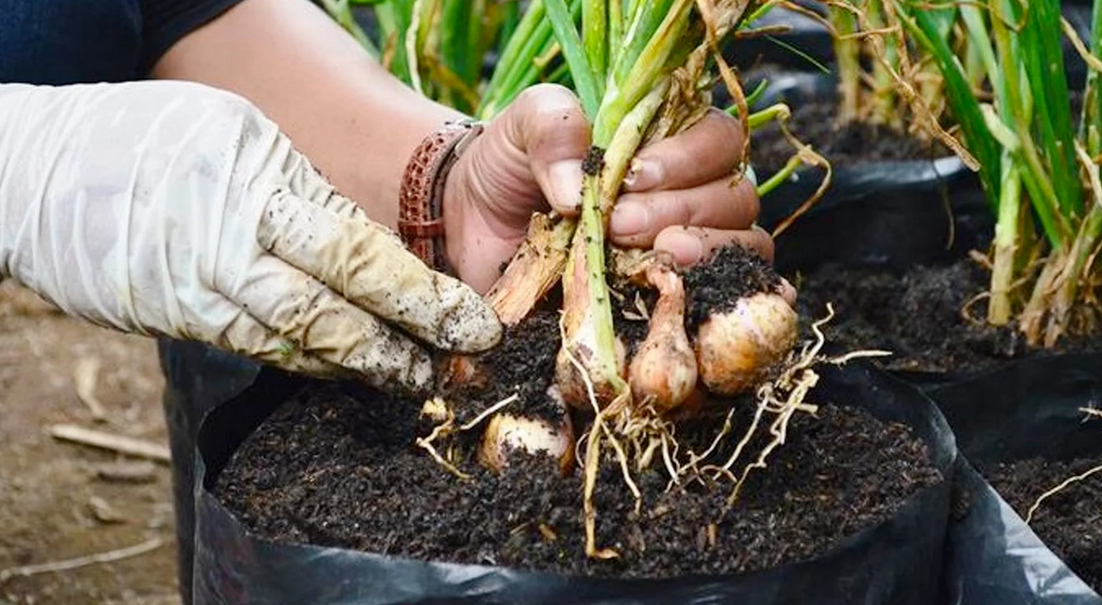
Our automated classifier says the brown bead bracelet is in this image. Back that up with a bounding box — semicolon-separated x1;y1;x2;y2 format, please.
396;119;484;273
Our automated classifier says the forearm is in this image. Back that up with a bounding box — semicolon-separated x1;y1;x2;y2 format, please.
151;0;463;229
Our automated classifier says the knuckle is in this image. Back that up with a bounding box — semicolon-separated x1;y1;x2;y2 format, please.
670;194;696;228
518;84;587;126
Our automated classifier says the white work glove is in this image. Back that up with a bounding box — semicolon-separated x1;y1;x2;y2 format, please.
0;80;502;394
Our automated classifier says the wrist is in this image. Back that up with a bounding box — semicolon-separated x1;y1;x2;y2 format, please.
441;154;471;278
396;119;483;273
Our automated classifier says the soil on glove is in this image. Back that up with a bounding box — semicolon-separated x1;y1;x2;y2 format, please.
214;381;940;578
749;89;951;171
982;456;1102;592
792;256;1102;375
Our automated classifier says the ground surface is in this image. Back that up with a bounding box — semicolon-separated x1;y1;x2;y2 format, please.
794;257;1102;375
0;281;178;605
216;372;940;577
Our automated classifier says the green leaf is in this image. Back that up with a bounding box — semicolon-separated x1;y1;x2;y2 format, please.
1081;0;1102;154
899;0;1001;208
583;0;609;85
545;0;601;118
374;0;415;84
1020;0;1081;217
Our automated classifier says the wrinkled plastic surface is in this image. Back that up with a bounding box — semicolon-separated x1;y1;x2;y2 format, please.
191;360;956;605
160;340;262;605
931;354;1102;605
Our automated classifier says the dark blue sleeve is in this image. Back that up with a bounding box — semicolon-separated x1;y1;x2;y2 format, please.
140;0;249;74
0;0;143;84
0;0;247;85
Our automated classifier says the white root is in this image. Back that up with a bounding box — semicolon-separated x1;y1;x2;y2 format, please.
1023;406;1102;523
1025;465;1102;524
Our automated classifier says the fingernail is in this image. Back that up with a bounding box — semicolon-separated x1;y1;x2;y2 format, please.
659;229;705;266
610;202;651;236
623;158;661;191
548;160;583;211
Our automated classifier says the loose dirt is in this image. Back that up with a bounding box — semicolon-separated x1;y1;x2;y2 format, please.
749;90;952;171
213;246;941;578
214;380;940;577
0;281;177;605
791;257;1101;375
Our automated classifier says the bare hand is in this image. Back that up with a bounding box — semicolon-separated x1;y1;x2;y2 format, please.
442;84;772;295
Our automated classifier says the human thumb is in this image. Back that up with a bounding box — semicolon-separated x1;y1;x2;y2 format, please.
495;84;591;216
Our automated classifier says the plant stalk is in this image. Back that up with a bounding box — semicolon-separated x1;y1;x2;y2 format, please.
830;2;861;124
559;82;668;405
583;0;609;84
987;159;1022;325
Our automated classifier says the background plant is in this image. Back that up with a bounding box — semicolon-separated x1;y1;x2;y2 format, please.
895;0;1102;346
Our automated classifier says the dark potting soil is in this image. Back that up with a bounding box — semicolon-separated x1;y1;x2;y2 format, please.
749;89;951;171
214;380;941;578
445;243;786;423
682;244;783;332
982;456;1102;592
439;310;564;423
792;256;1102;375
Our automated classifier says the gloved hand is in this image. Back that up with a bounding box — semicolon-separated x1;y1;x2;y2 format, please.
0;80;502;394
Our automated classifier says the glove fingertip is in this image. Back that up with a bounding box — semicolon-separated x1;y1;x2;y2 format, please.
441;292;504;354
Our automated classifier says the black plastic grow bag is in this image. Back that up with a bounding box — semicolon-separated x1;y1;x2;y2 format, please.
727;3;834;73
930;354;1102;605
745;71;991;275
189;359;956;605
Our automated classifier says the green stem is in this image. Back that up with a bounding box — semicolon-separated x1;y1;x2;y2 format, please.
608;0;622;72
562;80;668;402
374;0;414;85
990;0;1068;247
583;0;608;85
756;155;803;198
867;0;898;126
1080;0;1102;151
988;159;1022;325
746;103;790;130
613;0;676;86
830;3;861;124
481;0;580;119
484;0;545;97
499;0;521;53
545;0;601;117
594;0;691;144
598;80;669;209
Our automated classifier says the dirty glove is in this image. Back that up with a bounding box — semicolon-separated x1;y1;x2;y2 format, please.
0;80;502;393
